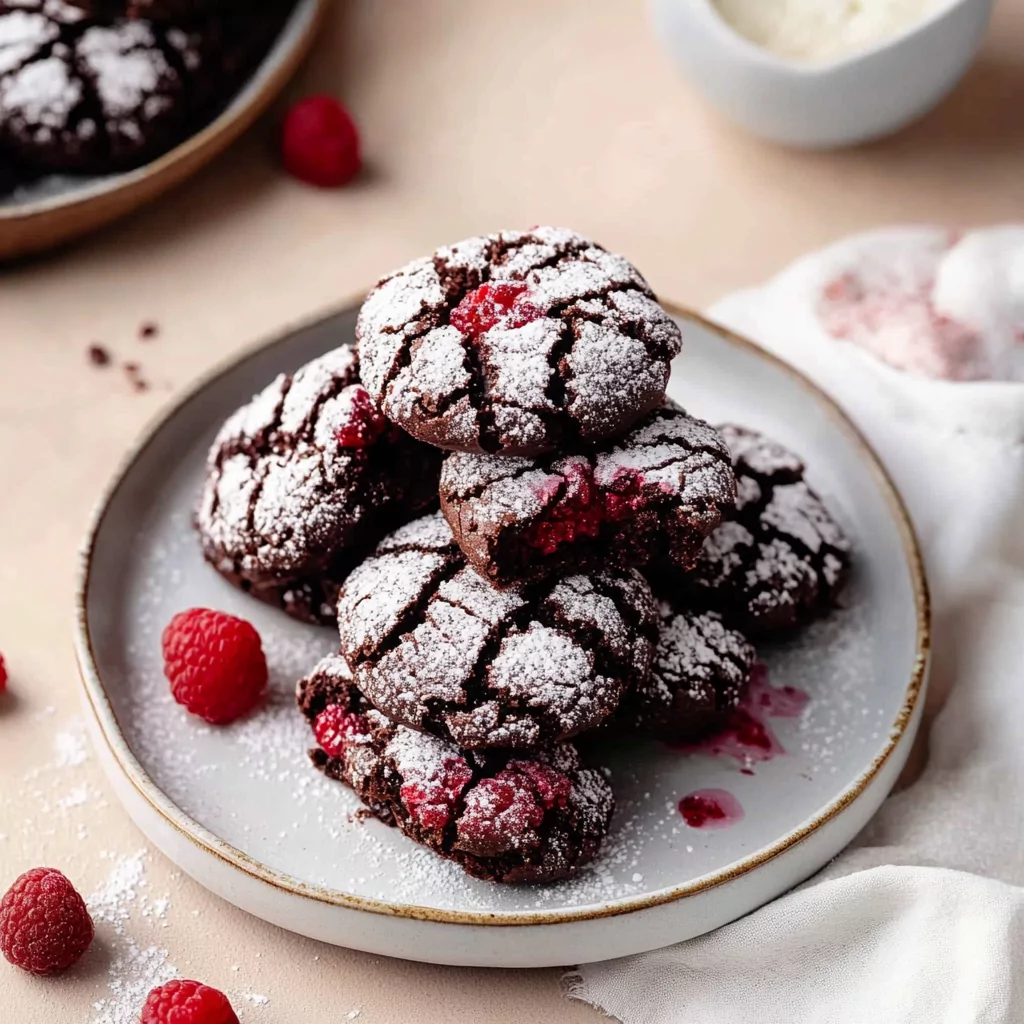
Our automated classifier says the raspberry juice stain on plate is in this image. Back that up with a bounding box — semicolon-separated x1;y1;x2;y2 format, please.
674;663;809;771
678;789;744;829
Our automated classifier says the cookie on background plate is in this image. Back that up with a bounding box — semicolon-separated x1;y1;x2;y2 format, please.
356;226;683;457
197;348;442;625
0;0;291;173
336;512;658;750
65;0;255;18
676;425;852;638
297;654;615;885
440;401;735;588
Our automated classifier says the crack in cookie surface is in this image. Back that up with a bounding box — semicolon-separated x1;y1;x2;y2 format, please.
336;512;658;749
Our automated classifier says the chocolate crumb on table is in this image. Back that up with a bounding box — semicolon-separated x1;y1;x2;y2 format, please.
139;322;159;340
123;362;148;391
88;344;111;366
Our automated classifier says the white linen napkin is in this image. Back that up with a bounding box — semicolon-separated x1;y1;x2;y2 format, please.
566;227;1024;1024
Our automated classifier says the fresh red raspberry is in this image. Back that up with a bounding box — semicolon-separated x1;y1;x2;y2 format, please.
334;385;387;449
141;979;239;1024
282;95;361;188
401;756;474;831
0;868;94;974
0;653;7;694
313;705;368;759
450;282;542;337
161;609;267;725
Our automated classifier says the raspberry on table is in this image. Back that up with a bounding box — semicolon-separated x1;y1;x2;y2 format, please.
0;868;94;975
281;95;361;188
161;608;268;725
0;653;7;693
141;979;239;1024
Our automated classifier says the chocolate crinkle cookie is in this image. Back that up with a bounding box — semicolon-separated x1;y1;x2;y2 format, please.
0;0;289;173
678;425;852;638
355;226;684;457
65;0;257;18
298;654;615;885
336;512;658;750
196;347;442;625
439;401;736;587
611;600;755;743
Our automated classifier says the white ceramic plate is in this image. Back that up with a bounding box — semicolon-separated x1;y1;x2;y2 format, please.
75;305;929;968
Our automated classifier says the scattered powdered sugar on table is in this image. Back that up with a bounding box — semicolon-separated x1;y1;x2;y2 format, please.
88;850;178;1024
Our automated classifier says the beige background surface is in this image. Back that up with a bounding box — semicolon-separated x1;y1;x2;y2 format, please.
2;1;1023;1020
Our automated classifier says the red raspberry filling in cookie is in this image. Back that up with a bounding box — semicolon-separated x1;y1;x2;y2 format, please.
524;464;672;556
440;403;735;587
333;384;387;449
400;755;474;830
449;282;542;337
523;463;603;554
313;705;368;759
455;761;572;857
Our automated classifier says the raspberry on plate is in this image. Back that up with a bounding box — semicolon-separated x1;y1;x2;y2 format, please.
141;979;239;1024
0;867;94;975
0;652;7;693
161;608;268;724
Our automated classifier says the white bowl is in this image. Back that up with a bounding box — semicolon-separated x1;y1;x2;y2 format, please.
649;0;993;148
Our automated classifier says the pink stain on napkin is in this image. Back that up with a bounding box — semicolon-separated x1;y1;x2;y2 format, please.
817;227;1024;381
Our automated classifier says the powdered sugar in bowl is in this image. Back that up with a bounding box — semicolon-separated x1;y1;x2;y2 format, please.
649;0;993;147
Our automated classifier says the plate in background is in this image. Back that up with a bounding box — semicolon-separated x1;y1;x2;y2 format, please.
0;0;328;261
74;304;929;967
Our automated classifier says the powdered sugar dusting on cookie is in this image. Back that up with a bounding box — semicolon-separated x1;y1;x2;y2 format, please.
337;513;656;749
685;425;851;636
0;11;57;76
197;347;440;624
1;53;79;128
356;228;682;456
78;23;174;118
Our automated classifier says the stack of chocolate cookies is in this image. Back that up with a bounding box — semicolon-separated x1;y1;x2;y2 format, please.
0;0;295;190
198;227;852;884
